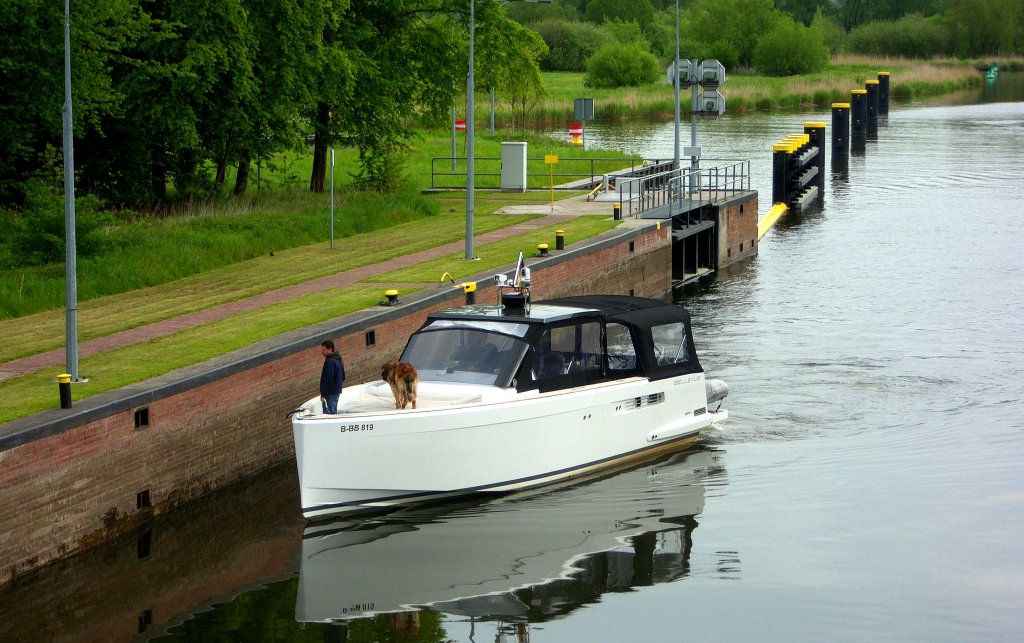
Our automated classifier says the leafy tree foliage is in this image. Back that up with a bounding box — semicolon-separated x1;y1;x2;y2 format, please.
685;0;781;67
753;16;829;75
845;13;950;57
585;40;660;88
533;18;612;71
585;0;657;31
810;8;847;54
946;0;1024;56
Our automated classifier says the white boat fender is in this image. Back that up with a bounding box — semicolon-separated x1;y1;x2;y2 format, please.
705;379;729;410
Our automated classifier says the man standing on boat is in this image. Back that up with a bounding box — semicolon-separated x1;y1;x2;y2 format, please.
319;340;346;414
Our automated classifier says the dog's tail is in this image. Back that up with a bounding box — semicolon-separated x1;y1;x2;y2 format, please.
403;371;417;389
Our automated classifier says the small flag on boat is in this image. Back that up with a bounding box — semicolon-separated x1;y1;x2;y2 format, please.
512;251;526;288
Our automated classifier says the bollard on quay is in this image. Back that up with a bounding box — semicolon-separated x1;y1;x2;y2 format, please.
58;373;72;409
555;229;564;251
613;203;621;220
537;243;550;257
463;282;476;305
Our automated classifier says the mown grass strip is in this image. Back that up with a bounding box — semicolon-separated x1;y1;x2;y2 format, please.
0;285;415;424
0;212;536;363
0;215;623;422
368;216;620;283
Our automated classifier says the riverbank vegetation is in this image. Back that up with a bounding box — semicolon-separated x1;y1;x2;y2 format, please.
0;214;617;423
2;0;1021;323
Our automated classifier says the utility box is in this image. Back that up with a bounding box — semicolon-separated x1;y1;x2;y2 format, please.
501;142;528;193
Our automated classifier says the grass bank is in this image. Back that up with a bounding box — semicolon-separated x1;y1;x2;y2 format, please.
0;134;627;321
486;55;997;126
0;214;618;423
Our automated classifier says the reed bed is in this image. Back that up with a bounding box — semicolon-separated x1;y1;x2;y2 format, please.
484;56;989;127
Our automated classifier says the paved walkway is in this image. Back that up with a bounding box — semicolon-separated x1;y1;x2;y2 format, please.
0;195;622;381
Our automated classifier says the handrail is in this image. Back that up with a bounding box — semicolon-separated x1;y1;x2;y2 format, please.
617;160;751;218
430;156;671;190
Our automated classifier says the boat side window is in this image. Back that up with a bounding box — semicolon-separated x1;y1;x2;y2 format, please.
606;322;639;375
533;320;603;391
650;322;689;365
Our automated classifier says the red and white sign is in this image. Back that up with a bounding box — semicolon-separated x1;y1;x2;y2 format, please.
454;119;466;132
568;125;583;136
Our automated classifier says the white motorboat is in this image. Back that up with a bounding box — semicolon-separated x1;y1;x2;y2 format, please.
291;273;729;520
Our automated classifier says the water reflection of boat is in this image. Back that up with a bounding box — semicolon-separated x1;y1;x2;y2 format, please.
296;447;722;625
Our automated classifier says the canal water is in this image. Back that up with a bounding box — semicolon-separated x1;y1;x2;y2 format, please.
2;79;1022;642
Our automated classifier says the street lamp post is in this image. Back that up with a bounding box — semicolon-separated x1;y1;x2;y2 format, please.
464;0;550;262
63;0;79;381
465;0;476;260
673;0;680;170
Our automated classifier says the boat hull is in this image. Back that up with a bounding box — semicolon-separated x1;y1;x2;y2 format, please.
293;374;725;519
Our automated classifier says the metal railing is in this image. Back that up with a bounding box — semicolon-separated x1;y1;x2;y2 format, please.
620;159;751;218
430;156;668;190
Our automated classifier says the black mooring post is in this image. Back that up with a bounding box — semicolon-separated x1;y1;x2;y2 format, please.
877;71;890;115
831;102;850;158
772;143;791;205
865;79;880;123
804;122;826;189
851;89;868;153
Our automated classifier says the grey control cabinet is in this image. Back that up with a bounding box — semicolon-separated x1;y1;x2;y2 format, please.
501;142;528;193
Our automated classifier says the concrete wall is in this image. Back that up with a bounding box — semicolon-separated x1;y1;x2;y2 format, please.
0;223;671;584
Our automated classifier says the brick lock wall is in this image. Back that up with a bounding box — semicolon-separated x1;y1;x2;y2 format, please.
0;226;670;584
0;464;301;642
718;193;759;269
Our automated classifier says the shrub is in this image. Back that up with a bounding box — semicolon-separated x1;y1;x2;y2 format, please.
753;17;830;76
585;41;661;88
845;14;950;58
5;181;112;268
534;19;613;72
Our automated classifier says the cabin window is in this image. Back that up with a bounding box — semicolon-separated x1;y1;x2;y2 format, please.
651;322;690;365
606;323;638;374
534;320;603;391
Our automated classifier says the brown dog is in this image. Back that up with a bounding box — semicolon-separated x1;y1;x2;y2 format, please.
381;360;418;410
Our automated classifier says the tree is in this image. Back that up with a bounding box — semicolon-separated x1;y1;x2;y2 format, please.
480;19;549;132
946;0;1023;56
315;0;460;191
585;41;660;88
0;0;151;204
685;0;780;67
753;16;829;75
585;0;657;31
533;18;612;71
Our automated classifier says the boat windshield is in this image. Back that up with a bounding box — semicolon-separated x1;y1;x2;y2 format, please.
402;325;530;386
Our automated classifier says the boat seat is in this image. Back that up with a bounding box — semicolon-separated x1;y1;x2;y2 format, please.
536;352;566;379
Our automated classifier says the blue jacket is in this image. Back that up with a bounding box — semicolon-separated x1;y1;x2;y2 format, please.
320;352;345;396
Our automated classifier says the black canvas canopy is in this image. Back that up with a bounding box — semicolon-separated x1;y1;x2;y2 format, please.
540;295;704;381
